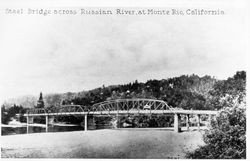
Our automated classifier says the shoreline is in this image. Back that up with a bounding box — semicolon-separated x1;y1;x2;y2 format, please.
1;122;80;128
1;129;204;158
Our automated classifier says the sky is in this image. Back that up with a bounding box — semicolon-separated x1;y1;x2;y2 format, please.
0;6;247;103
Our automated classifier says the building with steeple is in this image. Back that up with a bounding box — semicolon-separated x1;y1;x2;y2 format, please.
36;92;45;108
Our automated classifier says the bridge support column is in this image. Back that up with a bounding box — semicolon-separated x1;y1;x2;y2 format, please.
45;115;49;132
208;114;212;122
197;114;201;131
87;116;96;130
26;116;33;134
84;114;88;131
207;114;213;127
48;116;55;127
45;116;55;132
27;116;34;124
186;114;190;131
116;113;119;129
174;113;181;133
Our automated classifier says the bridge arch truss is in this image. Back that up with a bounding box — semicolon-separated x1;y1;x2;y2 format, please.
27;99;174;115
91;98;172;113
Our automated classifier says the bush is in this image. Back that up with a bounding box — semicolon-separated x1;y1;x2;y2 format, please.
186;104;246;159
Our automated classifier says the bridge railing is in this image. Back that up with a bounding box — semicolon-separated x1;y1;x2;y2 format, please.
26;105;89;115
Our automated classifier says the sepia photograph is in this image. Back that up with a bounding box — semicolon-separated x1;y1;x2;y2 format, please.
0;0;248;159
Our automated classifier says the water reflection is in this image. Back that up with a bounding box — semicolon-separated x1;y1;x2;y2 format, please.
1;125;85;136
2;115;202;136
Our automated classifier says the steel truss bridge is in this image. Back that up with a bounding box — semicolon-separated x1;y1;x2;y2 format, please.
24;98;218;133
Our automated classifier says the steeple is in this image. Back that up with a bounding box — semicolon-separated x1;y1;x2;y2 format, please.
39;92;43;101
36;92;45;108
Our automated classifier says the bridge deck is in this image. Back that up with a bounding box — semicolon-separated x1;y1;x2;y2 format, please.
24;110;217;117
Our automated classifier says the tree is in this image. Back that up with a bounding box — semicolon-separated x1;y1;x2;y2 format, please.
1;104;26;124
186;103;246;159
186;71;246;159
208;71;246;110
45;94;61;107
1;105;9;124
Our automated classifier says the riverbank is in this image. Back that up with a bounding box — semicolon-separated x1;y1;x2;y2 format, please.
1;129;205;158
2;122;79;128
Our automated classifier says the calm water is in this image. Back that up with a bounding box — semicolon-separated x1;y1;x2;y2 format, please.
2;116;202;136
1;125;85;136
1;122;115;136
1;123;201;136
1;116;115;136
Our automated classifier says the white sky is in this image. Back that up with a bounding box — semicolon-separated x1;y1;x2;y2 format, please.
0;2;247;103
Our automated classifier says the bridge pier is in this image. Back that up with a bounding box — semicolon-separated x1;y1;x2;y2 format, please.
208;114;212;122
174;113;181;133
116;113;119;128
49;116;55;127
26;116;34;134
197;114;201;131
88;115;96;130
84;114;87;131
45;115;55;132
208;114;211;121
207;114;213;127
46;115;49;132
27;116;34;124
186;114;190;131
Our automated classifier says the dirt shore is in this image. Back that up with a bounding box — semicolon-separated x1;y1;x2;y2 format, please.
1;129;204;158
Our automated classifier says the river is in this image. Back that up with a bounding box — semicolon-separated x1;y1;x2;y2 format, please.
2;115;201;136
1;125;85;136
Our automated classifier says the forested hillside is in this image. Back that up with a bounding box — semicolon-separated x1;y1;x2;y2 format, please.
2;71;246;112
